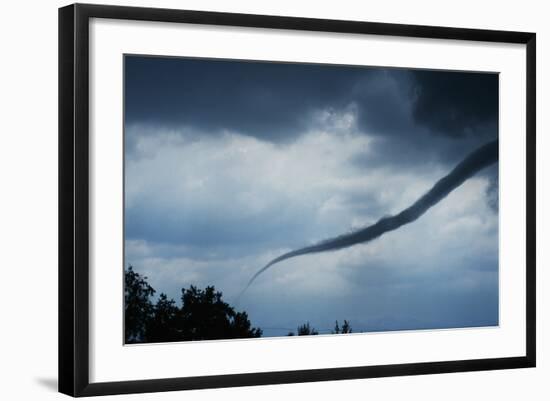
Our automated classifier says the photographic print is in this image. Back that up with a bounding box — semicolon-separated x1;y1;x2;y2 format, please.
123;55;499;344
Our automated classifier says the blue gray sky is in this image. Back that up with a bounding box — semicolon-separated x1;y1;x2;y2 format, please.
124;55;499;336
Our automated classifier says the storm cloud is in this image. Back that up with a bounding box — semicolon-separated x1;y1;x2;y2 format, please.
125;57;498;163
411;69;498;137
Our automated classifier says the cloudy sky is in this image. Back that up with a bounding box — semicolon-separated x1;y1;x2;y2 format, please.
124;55;499;336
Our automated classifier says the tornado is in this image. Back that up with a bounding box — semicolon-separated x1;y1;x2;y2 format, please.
241;139;498;296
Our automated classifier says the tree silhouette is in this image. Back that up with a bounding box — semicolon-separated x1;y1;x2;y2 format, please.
145;293;180;342
297;322;318;336
124;267;262;343
333;320;352;334
341;320;352;334
125;266;155;343
176;285;262;341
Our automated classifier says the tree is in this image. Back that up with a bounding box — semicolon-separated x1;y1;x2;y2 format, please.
177;285;262;341
125;266;155;343
341;320;352;334
332;320;352;334
145;293;180;343
124;267;262;343
297;322;318;336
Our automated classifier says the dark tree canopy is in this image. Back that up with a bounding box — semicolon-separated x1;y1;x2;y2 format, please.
333;320;352;334
297;322;318;336
341;320;352;334
124;267;262;343
176;285;262;341
125;266;155;342
145;293;180;342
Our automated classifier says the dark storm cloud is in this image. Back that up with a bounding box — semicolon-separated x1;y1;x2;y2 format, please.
352;69;498;168
125;55;365;142
410;70;499;138
350;69;416;136
125;56;498;170
125;56;418;143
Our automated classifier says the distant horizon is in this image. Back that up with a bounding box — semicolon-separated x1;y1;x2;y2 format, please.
124;54;499;340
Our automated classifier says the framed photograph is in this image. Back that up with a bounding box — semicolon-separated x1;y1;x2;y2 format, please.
58;3;536;397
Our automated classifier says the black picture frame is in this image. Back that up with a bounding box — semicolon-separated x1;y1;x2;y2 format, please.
59;3;536;397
